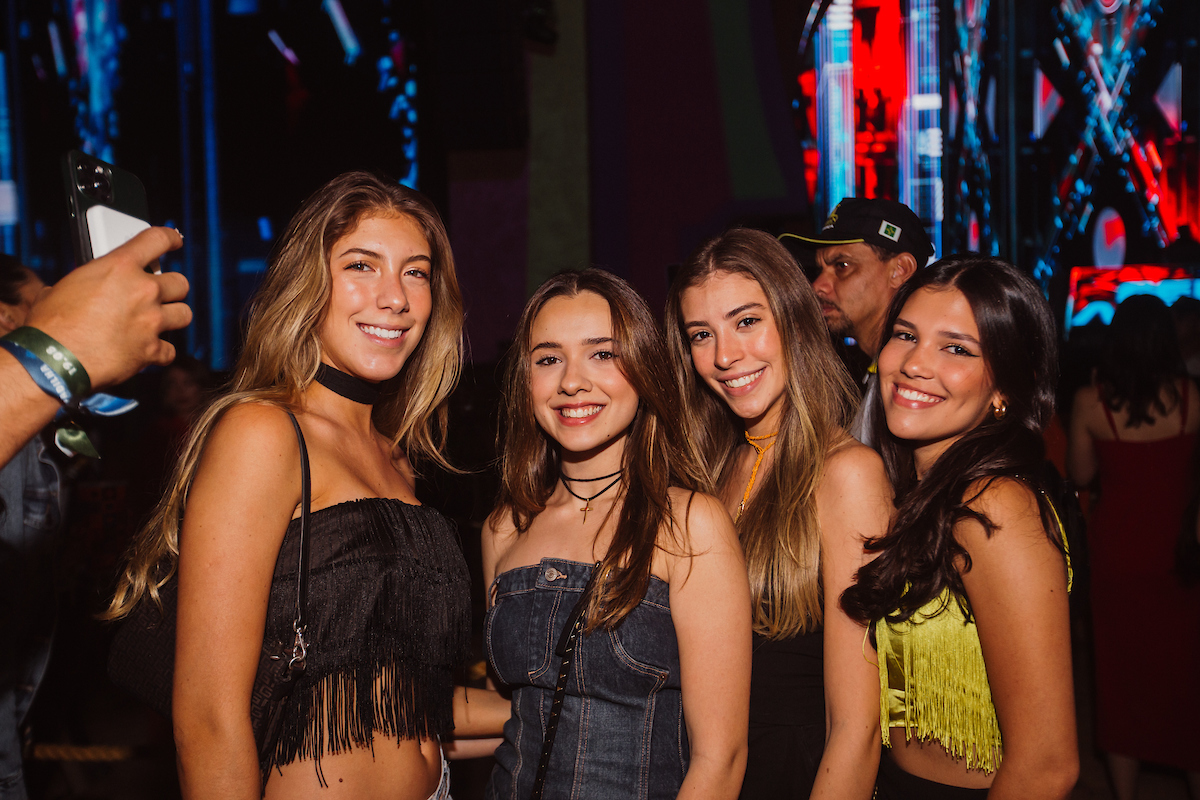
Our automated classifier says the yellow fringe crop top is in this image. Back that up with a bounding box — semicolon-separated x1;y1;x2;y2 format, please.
875;506;1071;774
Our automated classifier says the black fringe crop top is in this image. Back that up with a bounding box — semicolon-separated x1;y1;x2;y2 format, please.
258;497;471;783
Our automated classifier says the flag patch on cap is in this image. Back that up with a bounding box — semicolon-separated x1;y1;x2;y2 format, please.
879;221;901;242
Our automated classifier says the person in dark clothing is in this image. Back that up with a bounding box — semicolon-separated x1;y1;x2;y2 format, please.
0;256;63;800
782;198;934;447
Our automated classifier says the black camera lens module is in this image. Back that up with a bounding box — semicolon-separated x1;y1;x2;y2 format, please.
77;161;113;202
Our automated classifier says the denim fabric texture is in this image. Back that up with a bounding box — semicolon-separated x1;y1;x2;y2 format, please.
427;748;453;800
0;438;63;800
485;558;687;800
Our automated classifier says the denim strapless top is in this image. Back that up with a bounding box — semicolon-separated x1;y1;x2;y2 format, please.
484;558;688;800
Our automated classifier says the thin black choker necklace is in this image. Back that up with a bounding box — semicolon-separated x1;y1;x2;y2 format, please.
560;469;622;483
560;471;623;524
314;363;381;405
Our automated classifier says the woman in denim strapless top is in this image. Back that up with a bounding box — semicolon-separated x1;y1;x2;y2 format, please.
482;269;752;800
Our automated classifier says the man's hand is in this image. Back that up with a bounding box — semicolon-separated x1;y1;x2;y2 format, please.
26;227;191;389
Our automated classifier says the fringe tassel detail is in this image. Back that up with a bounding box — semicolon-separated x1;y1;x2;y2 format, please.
878;591;1002;773
261;661;457;785
257;498;472;784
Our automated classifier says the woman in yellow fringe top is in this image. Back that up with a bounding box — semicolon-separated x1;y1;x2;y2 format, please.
841;257;1078;799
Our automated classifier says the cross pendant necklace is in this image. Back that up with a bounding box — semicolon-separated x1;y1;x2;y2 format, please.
560;471;623;524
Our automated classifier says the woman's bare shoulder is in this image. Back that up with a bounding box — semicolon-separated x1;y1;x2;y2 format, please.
823;440;889;490
212;400;295;435
960;476;1050;549
668;487;729;521
965;474;1038;510
667;488;736;549
1072;383;1101;407
204;401;300;462
481;504;522;589
483;504;520;545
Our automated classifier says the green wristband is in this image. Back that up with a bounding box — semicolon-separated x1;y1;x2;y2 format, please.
2;326;92;399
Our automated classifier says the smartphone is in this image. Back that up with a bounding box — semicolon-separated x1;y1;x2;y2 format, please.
62;150;153;267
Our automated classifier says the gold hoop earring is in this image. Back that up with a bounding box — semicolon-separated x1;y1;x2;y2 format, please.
992;400;1008;420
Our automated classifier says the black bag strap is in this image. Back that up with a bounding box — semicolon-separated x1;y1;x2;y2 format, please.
530;564;601;800
284;410;310;671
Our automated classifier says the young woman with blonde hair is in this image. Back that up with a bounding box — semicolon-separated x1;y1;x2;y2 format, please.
108;171;506;799
484;268;751;799
666;228;892;799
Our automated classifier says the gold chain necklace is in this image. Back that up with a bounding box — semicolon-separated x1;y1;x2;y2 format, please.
736;431;778;523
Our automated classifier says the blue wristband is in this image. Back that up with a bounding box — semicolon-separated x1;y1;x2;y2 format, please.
0;337;76;405
1;327;139;458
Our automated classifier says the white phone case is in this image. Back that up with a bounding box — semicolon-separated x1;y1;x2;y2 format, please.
86;205;151;259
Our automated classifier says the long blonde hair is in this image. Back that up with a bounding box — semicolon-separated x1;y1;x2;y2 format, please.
665;228;857;638
107;171;463;619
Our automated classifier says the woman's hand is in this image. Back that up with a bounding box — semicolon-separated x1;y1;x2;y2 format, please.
960;479;1078;800
811;443;892;800
669;492;752;800
173;404;302;799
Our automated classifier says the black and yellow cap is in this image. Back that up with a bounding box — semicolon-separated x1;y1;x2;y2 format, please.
780;197;934;263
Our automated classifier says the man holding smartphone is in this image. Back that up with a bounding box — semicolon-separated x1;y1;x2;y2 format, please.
0;227;192;469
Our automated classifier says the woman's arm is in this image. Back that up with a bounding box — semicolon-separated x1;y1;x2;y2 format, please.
669;493;752;800
440;512;515;760
1067;386;1099;487
448;684;511;739
443;679;507;759
480;511;505;595
811;444;892;800
960;479;1078;800
173;404;301;799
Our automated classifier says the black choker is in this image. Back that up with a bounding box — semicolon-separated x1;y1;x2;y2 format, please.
561;472;623;524
314;363;381;405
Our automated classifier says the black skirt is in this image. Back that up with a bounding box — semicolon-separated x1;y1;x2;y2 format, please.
875;751;990;800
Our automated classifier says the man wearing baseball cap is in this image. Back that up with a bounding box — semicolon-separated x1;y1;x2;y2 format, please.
782;197;935;445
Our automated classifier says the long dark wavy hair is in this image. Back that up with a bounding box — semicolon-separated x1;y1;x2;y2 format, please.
841;257;1063;624
1096;294;1185;427
492;268;711;631
665;228;858;638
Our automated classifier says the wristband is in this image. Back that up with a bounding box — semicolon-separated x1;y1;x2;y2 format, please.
1;326;136;459
0;326;92;403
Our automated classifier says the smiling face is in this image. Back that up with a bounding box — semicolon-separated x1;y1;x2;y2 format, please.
679;271;787;435
878;286;1005;473
528;291;639;469
317;213;433;383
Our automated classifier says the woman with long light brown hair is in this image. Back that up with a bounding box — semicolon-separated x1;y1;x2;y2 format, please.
666;228;892;799
483;268;751;799
107;171;506;799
